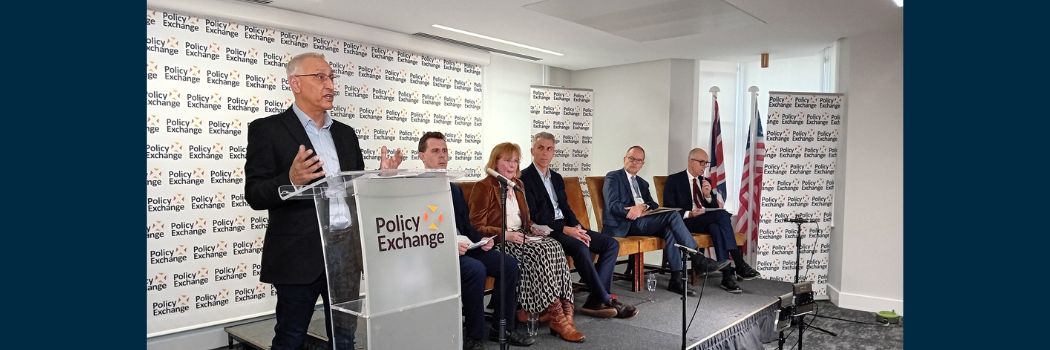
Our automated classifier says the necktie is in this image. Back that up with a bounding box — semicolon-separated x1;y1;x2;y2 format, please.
692;177;703;209
630;175;642;199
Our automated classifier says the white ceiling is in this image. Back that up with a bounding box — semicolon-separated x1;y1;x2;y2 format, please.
261;0;902;71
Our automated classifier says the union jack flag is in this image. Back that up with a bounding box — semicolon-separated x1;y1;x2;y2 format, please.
733;96;766;257
708;96;727;198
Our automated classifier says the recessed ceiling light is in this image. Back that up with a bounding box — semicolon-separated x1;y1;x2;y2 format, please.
432;24;564;56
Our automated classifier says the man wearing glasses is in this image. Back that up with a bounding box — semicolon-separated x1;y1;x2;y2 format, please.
662;148;761;294
245;52;403;350
600;146;729;296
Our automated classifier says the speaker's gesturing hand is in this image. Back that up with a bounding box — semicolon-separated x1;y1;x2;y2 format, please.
289;145;325;186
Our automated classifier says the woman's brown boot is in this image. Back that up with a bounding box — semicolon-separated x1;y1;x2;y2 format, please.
547;301;585;342
560;299;577;327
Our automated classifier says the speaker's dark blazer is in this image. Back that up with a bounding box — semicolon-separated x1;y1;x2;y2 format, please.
244;107;364;284
664;170;694;214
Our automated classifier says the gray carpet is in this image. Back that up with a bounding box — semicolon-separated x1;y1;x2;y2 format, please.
482;273;790;350
763;301;903;350
222;271;904;350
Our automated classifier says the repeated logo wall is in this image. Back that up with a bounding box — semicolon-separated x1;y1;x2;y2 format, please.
754;92;844;297
147;8;485;336
529;87;593;176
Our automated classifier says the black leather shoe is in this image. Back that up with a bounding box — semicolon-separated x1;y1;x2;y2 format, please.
464;337;485;350
489;327;535;347
667;280;697;296
693;255;732;274
720;276;743;294
736;264;761;281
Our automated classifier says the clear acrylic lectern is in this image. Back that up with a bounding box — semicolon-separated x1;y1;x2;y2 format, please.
279;170;464;350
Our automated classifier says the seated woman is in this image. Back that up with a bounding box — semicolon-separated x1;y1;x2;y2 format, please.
468;142;585;343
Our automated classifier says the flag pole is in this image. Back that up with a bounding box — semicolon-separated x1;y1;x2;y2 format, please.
708;86;727;199
708;86;719;192
746;86;760;262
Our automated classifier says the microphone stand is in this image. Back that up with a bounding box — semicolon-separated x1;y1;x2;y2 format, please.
497;179;510;350
793;220;803;284
678;246;691;350
778;219;836;350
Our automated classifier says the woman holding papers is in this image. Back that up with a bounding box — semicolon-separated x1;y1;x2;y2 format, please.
468;142;585;343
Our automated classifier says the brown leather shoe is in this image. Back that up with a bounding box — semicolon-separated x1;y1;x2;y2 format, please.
578;301;617;318
607;299;639;319
547;301;585;343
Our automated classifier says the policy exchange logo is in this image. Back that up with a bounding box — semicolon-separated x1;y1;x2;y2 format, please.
376;204;446;252
423;204;443;231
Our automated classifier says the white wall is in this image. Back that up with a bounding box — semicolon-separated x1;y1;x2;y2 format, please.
828;23;904;314
483;54;547;164
547;66;573;87
666;59;700;175
571;60;672;184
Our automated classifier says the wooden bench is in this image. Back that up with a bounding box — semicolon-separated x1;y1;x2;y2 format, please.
561;177;641;291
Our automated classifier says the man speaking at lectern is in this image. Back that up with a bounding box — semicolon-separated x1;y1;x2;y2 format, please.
244;52;403;350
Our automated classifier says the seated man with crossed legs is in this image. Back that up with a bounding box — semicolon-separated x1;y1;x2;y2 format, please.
600;146;729;296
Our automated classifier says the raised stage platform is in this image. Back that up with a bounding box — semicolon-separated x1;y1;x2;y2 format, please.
225;272;792;350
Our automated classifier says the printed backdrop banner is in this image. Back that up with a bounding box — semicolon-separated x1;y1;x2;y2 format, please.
755;91;844;298
529;86;593;178
147;8;485;336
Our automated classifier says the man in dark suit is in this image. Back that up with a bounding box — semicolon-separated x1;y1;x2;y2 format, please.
245;52;403;350
601;146;728;296
520;132;636;319
417;132;533;349
663;148;761;294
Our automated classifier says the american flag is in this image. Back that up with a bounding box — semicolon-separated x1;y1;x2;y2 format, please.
733;95;765;257
708;96;727;198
